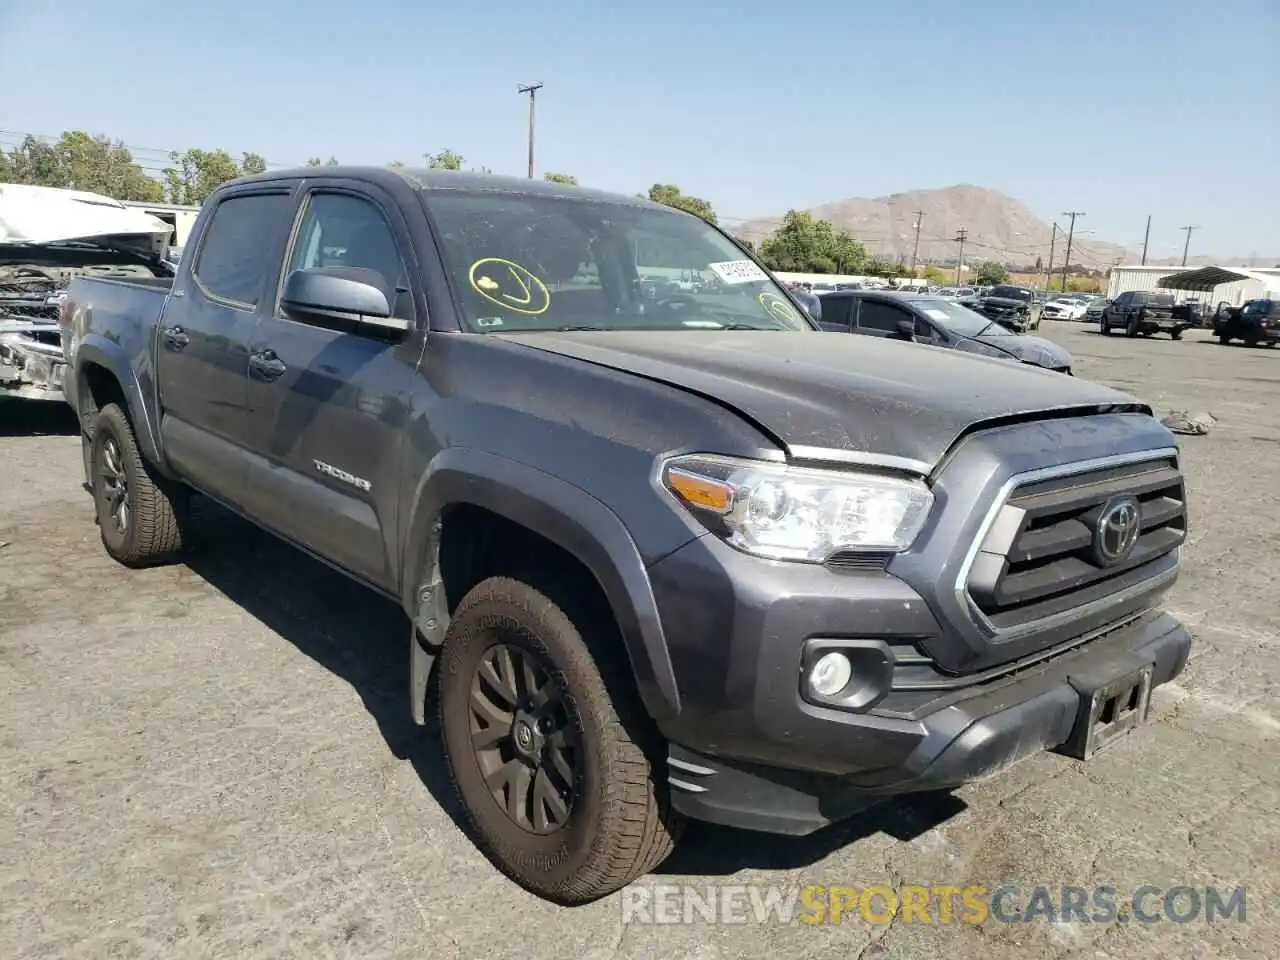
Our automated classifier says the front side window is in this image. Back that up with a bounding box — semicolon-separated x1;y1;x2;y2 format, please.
193;192;292;306
285;192;409;317
423;190;811;333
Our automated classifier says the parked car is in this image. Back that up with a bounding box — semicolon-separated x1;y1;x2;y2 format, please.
817;290;1073;372
1084;297;1109;323
1213;298;1279;346
967;284;1044;332
1101;291;1191;339
61;166;1192;904
1043;297;1088;321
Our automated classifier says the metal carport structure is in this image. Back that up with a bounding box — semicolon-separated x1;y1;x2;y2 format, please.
1156;266;1280;299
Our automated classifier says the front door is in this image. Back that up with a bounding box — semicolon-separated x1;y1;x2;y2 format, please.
239;184;425;590
155;189;295;503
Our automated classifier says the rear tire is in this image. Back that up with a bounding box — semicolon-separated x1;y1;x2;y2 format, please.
1219;334;1231;345
1171;329;1183;340
90;403;188;567
437;575;682;904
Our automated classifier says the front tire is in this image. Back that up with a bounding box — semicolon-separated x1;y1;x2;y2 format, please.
438;575;682;904
90;403;188;566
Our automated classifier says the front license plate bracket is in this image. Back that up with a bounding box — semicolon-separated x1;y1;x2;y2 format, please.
1056;664;1153;761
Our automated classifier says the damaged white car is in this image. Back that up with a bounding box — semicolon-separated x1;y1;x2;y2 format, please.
1;183;174;403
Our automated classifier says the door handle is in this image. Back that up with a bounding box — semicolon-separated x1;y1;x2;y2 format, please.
249;349;287;381
163;325;189;350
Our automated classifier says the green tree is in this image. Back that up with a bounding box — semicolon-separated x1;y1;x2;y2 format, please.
425;149;464;170
922;265;944;284
647;184;717;223
240;152;267;176
306;156;340;167
543;172;578;185
974;261;1010;285
757;211;866;273
1;132;164;202
163;148;264;204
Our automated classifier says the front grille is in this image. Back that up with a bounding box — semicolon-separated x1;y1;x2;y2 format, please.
966;456;1186;631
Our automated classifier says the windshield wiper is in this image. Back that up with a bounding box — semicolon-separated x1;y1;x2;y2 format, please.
553;324;605;331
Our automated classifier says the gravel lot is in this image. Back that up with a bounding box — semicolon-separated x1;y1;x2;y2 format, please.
2;321;1277;960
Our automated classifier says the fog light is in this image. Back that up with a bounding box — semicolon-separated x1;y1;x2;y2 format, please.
809;652;852;697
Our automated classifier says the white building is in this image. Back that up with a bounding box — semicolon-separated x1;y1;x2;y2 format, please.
121;200;201;249
1107;265;1280;307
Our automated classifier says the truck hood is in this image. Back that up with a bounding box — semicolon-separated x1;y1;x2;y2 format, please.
0;182;171;256
496;330;1144;472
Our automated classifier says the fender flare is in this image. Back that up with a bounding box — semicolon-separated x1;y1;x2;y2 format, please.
75;335;166;470
402;447;682;725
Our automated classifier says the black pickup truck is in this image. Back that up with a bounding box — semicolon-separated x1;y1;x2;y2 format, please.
1100;291;1192;339
60;167;1191;904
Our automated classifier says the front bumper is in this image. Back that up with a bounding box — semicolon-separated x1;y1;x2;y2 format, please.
0;323;66;401
664;610;1190;835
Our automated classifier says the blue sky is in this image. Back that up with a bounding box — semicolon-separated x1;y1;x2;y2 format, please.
2;0;1276;258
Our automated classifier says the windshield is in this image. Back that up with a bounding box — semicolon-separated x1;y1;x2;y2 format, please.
913;298;1009;336
989;285;1033;302
424;191;811;333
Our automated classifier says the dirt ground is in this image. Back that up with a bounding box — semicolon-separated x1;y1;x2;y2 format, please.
2;321;1277;960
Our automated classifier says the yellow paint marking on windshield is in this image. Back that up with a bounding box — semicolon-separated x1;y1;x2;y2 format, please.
468;257;551;316
758;292;800;325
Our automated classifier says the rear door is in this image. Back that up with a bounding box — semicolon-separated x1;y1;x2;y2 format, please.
155;188;294;503
238;180;425;590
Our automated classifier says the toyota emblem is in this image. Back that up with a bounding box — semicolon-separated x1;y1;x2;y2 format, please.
1094;496;1142;566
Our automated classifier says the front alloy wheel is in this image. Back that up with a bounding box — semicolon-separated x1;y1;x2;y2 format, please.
469;643;578;834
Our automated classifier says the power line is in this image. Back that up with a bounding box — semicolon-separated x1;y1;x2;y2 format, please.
1060;211;1085;292
1179;225;1198;266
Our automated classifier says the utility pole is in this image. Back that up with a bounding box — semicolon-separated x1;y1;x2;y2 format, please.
517;82;543;179
952;228;968;285
910;211;924;273
1045;222;1058;289
1060;211;1084;292
1141;215;1151;265
1179;225;1198;266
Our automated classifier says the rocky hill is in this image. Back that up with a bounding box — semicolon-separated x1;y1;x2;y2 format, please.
728;185;1274;270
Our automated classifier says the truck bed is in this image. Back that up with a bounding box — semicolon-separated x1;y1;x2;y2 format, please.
62;275;175;414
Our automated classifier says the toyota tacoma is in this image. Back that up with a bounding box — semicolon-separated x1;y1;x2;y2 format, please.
60;167;1191;904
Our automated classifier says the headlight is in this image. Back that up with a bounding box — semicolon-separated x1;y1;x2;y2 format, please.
660;454;934;562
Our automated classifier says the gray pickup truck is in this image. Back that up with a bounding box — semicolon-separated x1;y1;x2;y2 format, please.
60;167;1191;904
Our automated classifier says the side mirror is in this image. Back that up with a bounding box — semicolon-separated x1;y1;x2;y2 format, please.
895;318;916;340
281;267;409;338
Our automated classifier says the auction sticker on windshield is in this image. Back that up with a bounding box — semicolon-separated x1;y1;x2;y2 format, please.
708;260;769;285
923;309;951;321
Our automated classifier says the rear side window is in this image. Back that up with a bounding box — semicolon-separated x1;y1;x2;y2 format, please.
820;295;853;331
857;300;909;333
193;193;292;306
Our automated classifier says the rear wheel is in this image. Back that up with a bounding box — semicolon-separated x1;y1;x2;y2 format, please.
90;403;188;566
437;575;682;904
1171;329;1183;340
1219;333;1231;345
